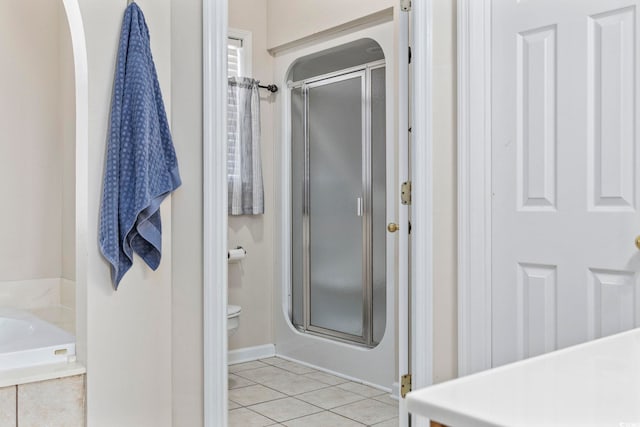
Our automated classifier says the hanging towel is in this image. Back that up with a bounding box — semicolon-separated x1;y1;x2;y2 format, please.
227;77;264;215
99;3;181;289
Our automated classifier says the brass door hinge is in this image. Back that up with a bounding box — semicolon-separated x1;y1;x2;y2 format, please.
401;374;412;398
401;181;412;205
401;0;412;12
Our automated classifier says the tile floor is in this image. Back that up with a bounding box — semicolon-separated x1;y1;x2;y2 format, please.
229;357;399;426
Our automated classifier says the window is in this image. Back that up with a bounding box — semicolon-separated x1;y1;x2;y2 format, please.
227;29;252;182
227;29;252;78
227;37;243;78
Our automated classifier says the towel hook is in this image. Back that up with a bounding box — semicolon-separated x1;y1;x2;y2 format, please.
127;0;135;4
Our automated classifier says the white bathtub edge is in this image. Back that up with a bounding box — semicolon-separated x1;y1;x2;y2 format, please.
0;361;85;388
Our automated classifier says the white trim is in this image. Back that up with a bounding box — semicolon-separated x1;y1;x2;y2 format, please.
410;2;434;427
267;8;394;56
457;0;493;376
227;28;252;77
228;344;275;365
59;0;88;366
203;0;228;426
397;9;411;427
276;354;393;394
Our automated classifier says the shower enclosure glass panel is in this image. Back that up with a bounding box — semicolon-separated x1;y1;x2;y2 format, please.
371;66;386;344
291;62;386;346
308;74;365;338
291;86;305;328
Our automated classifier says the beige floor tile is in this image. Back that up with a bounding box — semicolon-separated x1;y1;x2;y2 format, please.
303;371;350;386
296;386;365;409
249;397;323;423
259;357;289;366
332;399;397;425
228;408;274;427
263;374;328;396
229;373;255;389
229;360;269;373
372;394;399;407
337;381;386;398
235;366;297;384
228;359;400;426
283;411;365;427
229;385;287;406
373;417;399;426
274;360;316;375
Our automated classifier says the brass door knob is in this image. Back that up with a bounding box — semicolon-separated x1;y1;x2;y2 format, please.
635;236;640;250
387;223;399;233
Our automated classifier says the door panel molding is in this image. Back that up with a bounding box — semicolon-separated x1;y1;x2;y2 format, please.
457;0;493;376
587;6;637;211
458;0;640;377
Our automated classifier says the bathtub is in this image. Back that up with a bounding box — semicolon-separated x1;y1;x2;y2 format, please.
0;308;75;371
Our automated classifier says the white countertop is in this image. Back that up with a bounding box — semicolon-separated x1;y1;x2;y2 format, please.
407;329;640;426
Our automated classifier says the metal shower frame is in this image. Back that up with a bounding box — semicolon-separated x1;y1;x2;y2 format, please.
290;59;386;347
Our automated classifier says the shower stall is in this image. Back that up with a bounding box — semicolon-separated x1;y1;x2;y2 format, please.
275;23;396;389
289;45;387;347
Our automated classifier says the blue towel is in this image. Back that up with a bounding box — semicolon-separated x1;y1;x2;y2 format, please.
99;3;181;289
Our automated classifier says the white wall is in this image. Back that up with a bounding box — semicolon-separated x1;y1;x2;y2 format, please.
0;0;73;282
228;0;276;352
432;0;458;384
170;0;204;425
267;0;394;50
77;1;173;425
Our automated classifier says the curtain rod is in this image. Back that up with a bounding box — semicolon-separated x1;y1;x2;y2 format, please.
258;84;278;93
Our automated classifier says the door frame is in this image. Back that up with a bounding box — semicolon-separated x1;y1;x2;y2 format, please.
409;2;435;426
457;0;493;376
202;1;435;425
203;0;228;426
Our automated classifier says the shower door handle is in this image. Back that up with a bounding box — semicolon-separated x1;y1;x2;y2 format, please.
356;197;363;217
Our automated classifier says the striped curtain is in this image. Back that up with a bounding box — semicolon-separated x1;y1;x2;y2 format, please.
227;77;264;215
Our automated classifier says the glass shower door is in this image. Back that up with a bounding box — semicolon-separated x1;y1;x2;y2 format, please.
291;63;386;347
307;72;367;341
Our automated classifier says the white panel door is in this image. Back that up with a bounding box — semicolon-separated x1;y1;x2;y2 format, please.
492;0;640;367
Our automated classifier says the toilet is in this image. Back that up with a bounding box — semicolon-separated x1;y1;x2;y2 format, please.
227;304;241;336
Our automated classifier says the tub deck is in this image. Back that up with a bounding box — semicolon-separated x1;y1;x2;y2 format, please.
0;308;76;372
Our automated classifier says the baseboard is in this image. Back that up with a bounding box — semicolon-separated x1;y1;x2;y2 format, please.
228;344;276;365
391;381;400;399
275;353;393;394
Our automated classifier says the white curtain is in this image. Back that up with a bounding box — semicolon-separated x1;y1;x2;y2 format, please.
227;77;264;215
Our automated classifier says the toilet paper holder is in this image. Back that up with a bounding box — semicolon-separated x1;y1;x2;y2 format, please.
228;246;246;261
